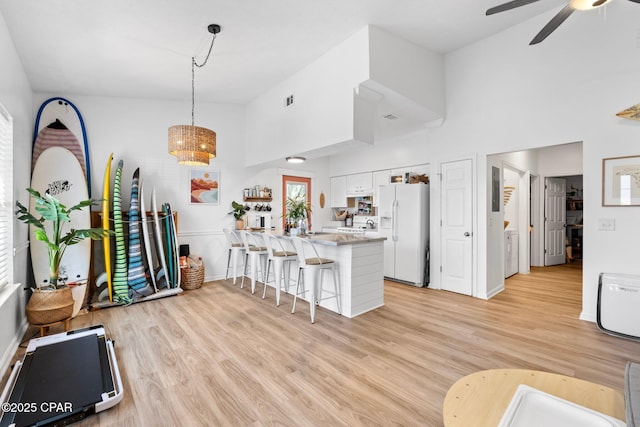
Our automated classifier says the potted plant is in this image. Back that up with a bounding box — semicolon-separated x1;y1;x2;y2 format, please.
230;201;247;230
285;196;311;235
15;188;111;324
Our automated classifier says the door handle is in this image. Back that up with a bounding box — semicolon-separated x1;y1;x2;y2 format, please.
464;232;471;237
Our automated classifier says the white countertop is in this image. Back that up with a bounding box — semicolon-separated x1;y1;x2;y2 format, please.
269;230;385;246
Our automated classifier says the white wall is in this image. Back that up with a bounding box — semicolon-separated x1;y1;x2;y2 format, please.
368;26;445;118
328;2;640;319
245;27;370;166
29;93;332;284
0;9;32;377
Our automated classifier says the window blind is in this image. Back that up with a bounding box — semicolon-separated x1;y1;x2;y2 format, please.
0;104;13;291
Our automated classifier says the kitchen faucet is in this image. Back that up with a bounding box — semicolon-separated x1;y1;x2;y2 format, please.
366;219;375;229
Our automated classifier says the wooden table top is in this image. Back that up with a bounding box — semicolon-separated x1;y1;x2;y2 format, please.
442;369;625;426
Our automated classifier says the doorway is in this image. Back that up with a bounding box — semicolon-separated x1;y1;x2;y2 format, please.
282;175;311;229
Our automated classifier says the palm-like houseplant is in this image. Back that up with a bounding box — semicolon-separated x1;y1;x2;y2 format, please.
285;196;311;234
16;188;111;288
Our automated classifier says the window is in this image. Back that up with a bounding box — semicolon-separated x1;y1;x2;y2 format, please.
282;175;311;229
0;103;13;291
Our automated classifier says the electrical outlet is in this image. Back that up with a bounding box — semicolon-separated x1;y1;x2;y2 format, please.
598;218;615;231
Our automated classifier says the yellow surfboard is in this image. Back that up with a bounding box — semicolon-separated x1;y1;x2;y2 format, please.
102;153;113;301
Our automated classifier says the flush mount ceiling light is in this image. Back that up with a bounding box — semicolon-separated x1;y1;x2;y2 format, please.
168;24;221;166
286;156;306;163
486;0;639;45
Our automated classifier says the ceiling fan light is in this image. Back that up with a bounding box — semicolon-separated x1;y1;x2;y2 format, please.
569;0;612;10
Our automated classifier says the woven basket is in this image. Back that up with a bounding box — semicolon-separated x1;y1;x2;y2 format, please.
181;265;204;290
26;287;74;325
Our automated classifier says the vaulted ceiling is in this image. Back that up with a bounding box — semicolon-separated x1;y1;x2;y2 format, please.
0;0;572;104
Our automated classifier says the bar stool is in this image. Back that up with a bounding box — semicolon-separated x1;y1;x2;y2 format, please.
240;231;269;295
223;228;245;285
262;234;298;306
291;237;341;323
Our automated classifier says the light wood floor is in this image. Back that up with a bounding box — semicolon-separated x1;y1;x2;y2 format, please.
4;263;640;426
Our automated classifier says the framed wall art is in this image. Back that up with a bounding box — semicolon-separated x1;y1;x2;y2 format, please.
190;169;220;205
602;155;640;206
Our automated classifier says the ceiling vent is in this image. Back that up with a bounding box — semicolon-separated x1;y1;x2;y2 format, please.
382;113;399;120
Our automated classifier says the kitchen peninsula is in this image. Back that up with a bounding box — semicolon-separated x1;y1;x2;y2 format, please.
278;232;386;318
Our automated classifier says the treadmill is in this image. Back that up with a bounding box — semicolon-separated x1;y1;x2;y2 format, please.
0;325;123;426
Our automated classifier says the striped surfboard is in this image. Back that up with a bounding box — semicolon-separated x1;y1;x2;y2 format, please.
127;168;153;298
112;160;130;304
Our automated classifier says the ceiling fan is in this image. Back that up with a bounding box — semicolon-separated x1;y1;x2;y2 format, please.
486;0;640;45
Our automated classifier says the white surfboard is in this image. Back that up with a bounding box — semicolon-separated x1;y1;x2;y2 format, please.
151;188;169;290
29;146;91;287
139;179;158;293
33;98;90;194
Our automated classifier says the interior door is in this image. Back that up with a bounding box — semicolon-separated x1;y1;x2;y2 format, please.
440;159;473;295
544;177;566;266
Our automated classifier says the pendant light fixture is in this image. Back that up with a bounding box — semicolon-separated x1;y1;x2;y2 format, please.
168;24;221;166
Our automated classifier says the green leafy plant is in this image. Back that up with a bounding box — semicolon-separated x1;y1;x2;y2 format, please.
15;188;112;288
285;196;311;224
229;201;247;220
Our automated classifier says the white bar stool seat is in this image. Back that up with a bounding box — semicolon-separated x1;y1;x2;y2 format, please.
223;228;245;285
262;234;298;306
291;237;341;323
240;231;269;295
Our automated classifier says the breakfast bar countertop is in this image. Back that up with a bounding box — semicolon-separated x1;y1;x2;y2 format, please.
302;232;386;246
263;230;385;246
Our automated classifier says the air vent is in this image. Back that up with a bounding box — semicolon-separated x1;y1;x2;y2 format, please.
381;113;399;120
285;94;294;107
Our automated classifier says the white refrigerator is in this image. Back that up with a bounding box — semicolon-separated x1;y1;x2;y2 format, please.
379;183;429;286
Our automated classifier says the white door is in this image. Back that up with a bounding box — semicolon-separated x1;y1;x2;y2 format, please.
440;159;473;295
544;177;566;266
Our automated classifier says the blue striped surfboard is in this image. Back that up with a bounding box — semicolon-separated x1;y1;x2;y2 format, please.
127;168;153;297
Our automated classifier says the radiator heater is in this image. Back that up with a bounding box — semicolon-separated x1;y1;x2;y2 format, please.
598;273;640;340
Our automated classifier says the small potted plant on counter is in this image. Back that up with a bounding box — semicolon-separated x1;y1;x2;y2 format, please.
285;196;311;235
230;201;248;230
15;188;111;325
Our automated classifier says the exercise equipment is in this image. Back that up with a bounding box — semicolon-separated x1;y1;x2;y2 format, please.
0;325;123;426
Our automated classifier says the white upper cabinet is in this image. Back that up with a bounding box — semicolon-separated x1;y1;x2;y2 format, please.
346;172;373;196
330;176;348;207
372;170;391;206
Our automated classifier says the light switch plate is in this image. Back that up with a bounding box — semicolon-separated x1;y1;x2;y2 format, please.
599;218;615;231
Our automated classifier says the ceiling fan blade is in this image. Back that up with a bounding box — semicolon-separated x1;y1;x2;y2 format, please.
530;4;575;45
628;0;640;3
487;0;541;15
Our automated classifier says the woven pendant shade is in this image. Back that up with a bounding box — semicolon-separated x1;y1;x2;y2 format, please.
168;125;216;166
168;24;221;166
